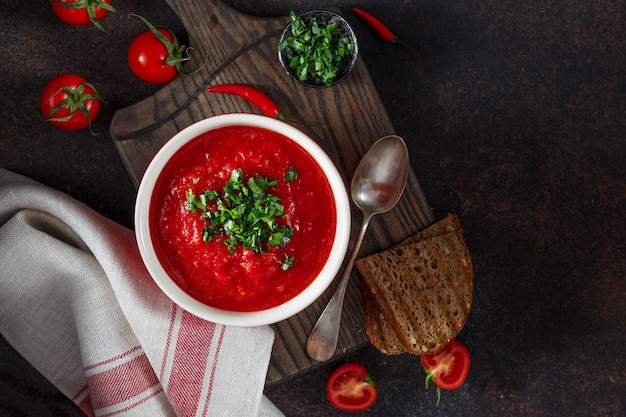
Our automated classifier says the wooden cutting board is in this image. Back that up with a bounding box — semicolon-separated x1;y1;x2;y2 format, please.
109;0;434;385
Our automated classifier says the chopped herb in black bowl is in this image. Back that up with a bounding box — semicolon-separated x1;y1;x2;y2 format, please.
278;10;358;88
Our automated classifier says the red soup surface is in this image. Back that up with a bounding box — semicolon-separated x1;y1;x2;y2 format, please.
150;125;337;311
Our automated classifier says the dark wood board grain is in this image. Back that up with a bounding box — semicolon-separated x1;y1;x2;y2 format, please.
109;0;435;385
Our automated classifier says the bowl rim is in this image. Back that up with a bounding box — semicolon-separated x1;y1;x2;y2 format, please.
135;113;351;327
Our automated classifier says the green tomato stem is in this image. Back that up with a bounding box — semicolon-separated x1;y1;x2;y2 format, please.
53;0;117;32
130;13;207;76
46;83;101;135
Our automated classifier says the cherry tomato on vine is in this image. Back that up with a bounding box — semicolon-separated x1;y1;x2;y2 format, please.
127;14;194;84
50;0;116;31
421;339;470;405
128;28;180;83
326;362;377;412
40;74;101;132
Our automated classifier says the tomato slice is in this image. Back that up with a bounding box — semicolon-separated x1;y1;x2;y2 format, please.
326;362;377;412
421;339;470;390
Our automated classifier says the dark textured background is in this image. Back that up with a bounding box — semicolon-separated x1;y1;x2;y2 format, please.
1;1;624;416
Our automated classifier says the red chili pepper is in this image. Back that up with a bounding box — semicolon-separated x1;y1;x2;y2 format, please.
351;8;397;43
207;84;322;127
207;84;282;118
351;8;420;56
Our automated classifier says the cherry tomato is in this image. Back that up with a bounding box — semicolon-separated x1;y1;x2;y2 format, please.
40;74;101;132
421;339;470;390
326;362;377;412
128;28;180;83
50;0;114;31
127;14;204;84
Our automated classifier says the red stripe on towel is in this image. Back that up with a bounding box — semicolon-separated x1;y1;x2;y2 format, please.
74;389;96;417
86;353;160;410
99;387;164;417
200;325;226;417
166;309;220;416
160;303;179;381
85;345;142;370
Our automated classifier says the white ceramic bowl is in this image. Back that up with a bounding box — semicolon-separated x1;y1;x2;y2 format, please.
135;113;351;326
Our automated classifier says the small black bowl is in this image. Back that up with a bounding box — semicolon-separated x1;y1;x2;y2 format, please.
278;10;359;88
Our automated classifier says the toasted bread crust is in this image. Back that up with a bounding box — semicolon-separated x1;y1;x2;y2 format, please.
356;214;473;355
361;284;405;355
395;213;463;246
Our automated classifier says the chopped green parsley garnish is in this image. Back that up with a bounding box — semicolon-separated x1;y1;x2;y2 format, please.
282;254;294;271
185;168;295;267
278;11;355;86
285;167;298;182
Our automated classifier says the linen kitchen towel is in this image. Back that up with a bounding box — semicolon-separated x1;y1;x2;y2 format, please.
0;169;284;417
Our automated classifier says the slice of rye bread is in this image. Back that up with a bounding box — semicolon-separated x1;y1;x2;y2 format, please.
360;283;406;355
356;217;473;355
357;214;465;355
394;213;462;247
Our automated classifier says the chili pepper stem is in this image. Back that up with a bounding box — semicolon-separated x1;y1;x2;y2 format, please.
394;38;422;57
276;113;325;129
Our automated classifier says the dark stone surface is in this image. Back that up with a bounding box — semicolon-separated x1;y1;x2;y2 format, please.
1;1;624;416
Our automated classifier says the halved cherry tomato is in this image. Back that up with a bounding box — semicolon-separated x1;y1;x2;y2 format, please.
326;362;377;412
421;339;470;391
40;73;101;132
50;0;116;31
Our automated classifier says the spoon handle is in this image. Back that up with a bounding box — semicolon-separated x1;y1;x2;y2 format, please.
306;215;372;362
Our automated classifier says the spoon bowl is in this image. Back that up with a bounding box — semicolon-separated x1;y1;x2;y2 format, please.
306;135;409;361
351;137;411;213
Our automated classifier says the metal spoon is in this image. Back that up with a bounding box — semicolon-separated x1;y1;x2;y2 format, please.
306;135;409;362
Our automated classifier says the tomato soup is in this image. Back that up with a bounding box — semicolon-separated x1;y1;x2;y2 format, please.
150;125;337;311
